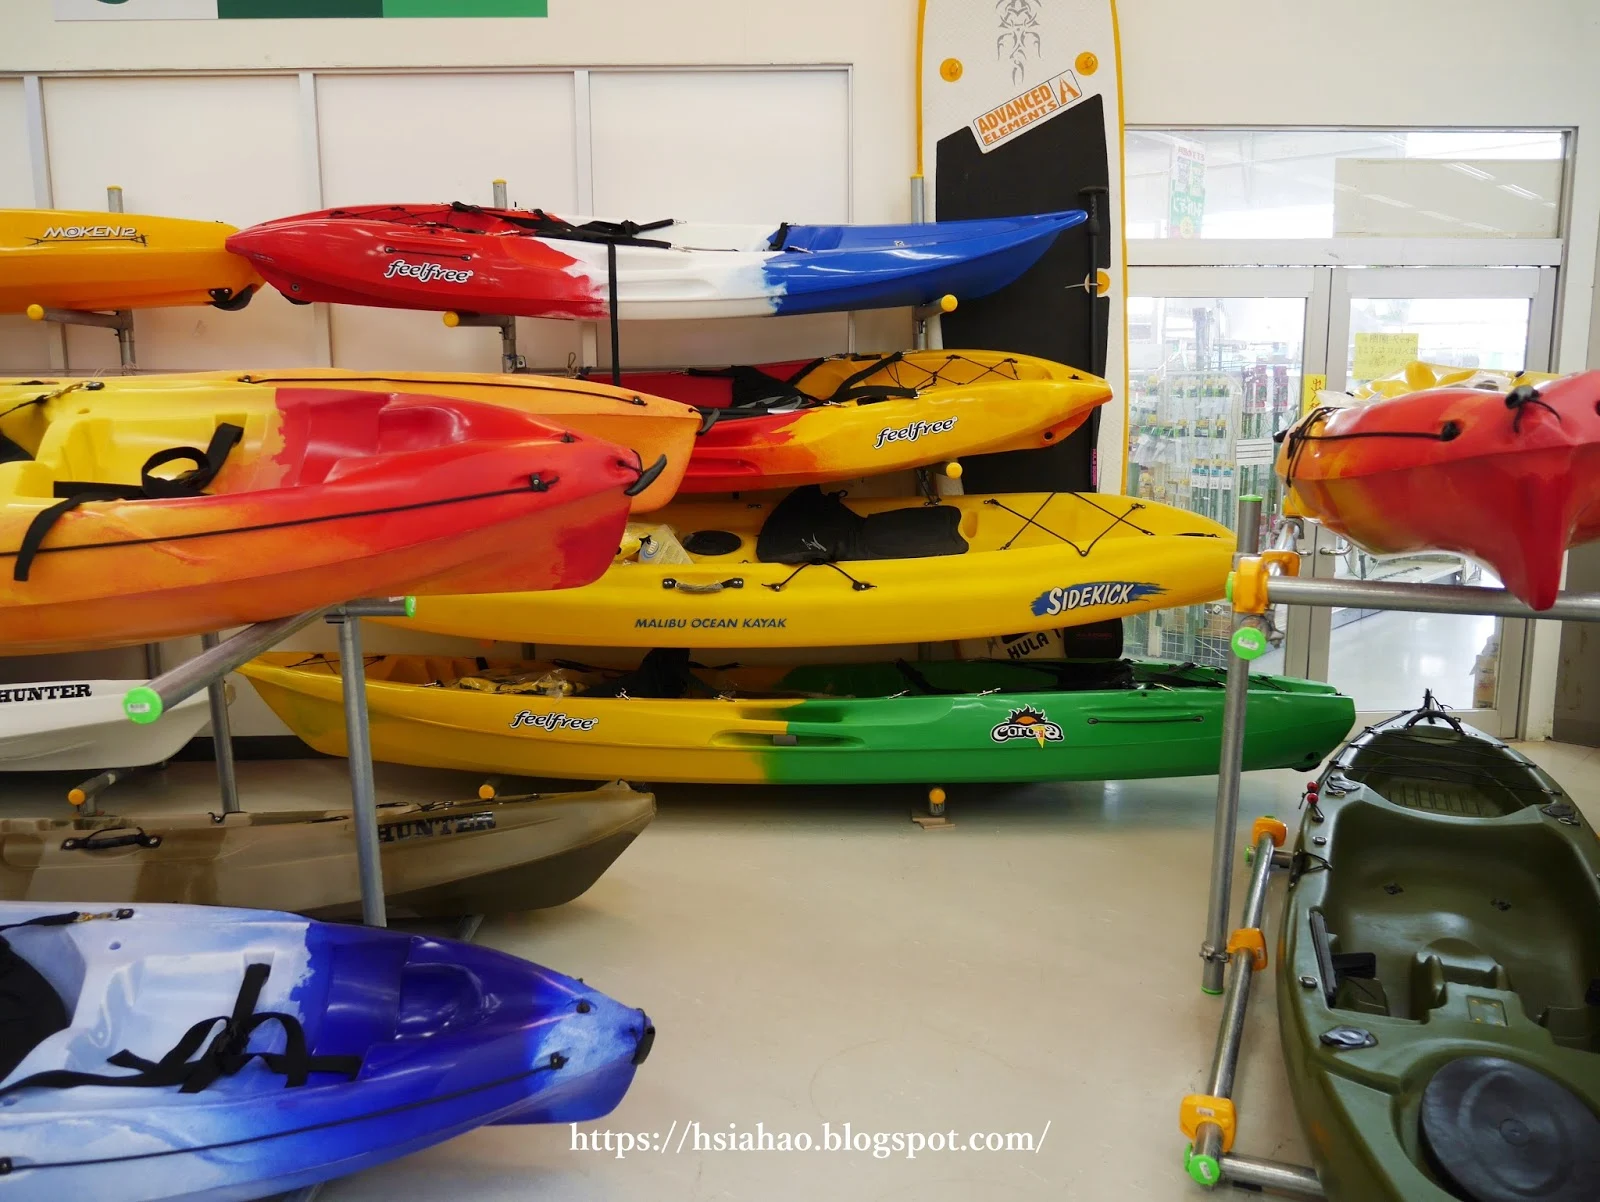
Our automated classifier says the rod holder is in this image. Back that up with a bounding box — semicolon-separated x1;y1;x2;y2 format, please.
124;608;328;724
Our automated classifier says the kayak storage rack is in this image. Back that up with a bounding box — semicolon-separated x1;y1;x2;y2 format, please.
1184;496;1600;1196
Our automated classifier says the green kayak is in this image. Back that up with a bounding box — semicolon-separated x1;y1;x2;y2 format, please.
1279;693;1600;1202
242;649;1354;788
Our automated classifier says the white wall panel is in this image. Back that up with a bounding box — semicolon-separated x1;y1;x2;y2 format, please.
41;74;318;371
0;79;56;371
591;69;851;368
315;72;582;371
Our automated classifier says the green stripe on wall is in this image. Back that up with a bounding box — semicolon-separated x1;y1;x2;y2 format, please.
382;0;546;14
218;0;381;16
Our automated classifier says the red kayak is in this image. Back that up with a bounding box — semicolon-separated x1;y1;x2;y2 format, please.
0;379;650;654
1277;371;1600;610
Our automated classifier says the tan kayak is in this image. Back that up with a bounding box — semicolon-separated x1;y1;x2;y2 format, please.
0;781;653;919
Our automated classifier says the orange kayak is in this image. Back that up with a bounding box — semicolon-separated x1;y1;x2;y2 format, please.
1278;371;1600;610
0;209;260;313
0;377;647;654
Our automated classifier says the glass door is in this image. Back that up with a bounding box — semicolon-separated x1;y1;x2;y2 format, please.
1306;267;1555;733
1125;268;1322;667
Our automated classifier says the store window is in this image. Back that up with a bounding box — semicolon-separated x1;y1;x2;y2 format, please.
1126;129;1565;240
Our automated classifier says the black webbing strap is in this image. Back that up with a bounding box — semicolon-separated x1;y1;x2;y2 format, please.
822;351;910;403
0;960;361;1097
767;222;792;251
12;423;244;582
453;203;676;248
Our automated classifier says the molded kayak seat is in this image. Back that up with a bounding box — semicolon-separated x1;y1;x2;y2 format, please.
1411;939;1514;1017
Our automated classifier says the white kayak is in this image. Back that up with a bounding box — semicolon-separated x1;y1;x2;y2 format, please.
0;680;215;772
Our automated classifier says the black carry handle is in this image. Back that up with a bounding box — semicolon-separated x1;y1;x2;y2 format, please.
624;454;669;498
61;827;162;852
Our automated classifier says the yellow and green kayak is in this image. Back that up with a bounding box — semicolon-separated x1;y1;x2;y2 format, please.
397;486;1235;647
0;208;260;313
241;652;1355;787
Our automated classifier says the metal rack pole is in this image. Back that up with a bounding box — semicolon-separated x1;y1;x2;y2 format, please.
124;608;327;723
325;597;415;929
200;631;241;814
1218;1155;1324;1197
1264;576;1600;622
1199;495;1263;994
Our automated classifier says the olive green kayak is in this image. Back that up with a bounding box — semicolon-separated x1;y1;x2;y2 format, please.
1279;694;1600;1202
0;782;654;919
242;651;1355;786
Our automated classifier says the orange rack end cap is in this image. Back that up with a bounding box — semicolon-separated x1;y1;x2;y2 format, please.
1178;1094;1237;1153
1226;927;1269;972
1251;816;1289;848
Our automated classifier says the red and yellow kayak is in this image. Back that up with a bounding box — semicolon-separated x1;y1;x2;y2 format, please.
143;368;699;512
0;377;646;654
1279;371;1600;610
584;350;1112;493
0;209;260;314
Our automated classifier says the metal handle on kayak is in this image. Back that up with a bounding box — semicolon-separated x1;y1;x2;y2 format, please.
623;454;669;498
1086;712;1206;725
61;827;162;852
661;577;743;593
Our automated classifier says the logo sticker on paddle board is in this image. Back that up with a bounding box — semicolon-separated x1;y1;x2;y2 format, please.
509;711;598;732
971;69;1086;152
875;417;957;449
0;683;93;703
1031;581;1165;617
991;705;1063;746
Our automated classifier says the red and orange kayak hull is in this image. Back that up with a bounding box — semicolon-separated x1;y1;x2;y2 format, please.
0;382;641;654
1278;371;1600;610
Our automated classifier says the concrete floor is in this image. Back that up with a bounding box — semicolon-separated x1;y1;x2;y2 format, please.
4;740;1597;1201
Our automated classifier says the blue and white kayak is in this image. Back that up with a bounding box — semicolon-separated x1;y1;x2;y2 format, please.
0;902;653;1202
227;203;1087;321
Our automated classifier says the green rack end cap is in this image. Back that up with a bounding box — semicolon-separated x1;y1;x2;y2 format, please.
1185;1144;1222;1188
124;686;164;725
1232;627;1268;661
1225;572;1236;603
1243;846;1255;867
403;595;417;617
1240;493;1264;503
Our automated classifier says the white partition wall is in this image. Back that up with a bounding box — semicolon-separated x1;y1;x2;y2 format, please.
590;68;851;368
40;74;319;371
315;70;584;372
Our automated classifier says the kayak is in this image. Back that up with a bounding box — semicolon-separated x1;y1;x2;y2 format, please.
0;208;259;314
0;781;654;919
1279;694;1600;1202
0;902;652;1202
396;485;1235;648
240;651;1355;786
0;679;215;772
226;203;1086;320
1278;371;1600;610
0;377;647;655
580;350;1113;494
204;367;698;511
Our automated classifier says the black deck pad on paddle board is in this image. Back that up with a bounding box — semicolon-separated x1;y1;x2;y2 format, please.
935;97;1107;494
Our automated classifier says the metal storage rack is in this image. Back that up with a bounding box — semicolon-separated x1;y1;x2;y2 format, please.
1179;497;1600;1196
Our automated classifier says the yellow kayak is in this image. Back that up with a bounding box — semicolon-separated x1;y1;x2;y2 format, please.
180;368;699;511
0;209;260;314
396;486;1234;647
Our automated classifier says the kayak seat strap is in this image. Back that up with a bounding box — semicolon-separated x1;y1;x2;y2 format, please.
0;961;361;1097
12;422;244;582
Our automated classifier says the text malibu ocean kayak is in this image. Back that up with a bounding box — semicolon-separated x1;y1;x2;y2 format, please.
240;651;1355;786
227;203;1086;320
0;902;652;1202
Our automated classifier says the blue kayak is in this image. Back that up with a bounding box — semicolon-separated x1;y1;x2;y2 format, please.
0;902;652;1201
228;204;1088;321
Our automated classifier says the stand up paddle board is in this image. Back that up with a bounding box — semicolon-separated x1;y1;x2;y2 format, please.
918;0;1127;494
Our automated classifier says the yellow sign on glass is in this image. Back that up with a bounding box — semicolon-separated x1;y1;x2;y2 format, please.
1353;332;1421;381
1301;373;1326;416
